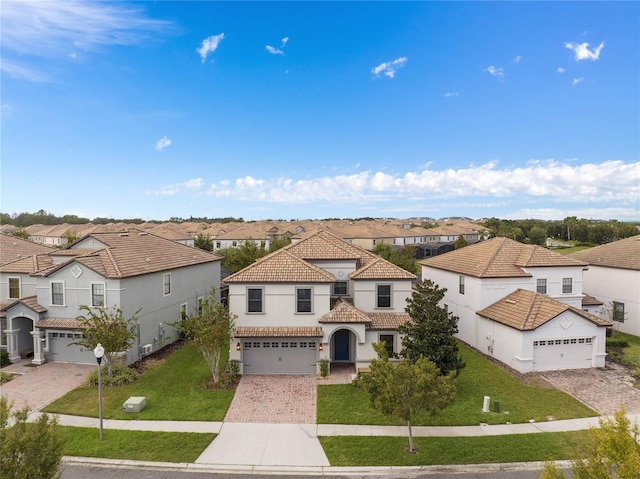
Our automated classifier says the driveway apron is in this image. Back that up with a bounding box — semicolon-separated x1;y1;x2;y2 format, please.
1;360;94;411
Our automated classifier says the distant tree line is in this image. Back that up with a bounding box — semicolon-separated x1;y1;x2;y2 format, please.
480;217;638;246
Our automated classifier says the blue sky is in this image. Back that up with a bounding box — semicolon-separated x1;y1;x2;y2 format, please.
1;1;638;222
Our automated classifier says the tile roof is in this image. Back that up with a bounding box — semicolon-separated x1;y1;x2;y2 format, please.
225;249;335;283
582;293;603;307
234;326;323;338
34;230;222;279
421;237;587;278
0;234;52;265
318;298;371;323
1;295;47;314
350;256;416;280
286;229;375;262
368;312;412;330
570;235;640;271
476;289;611;331
0;254;54;274
35;318;87;330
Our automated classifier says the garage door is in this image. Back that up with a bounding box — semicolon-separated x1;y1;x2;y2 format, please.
242;338;317;374
533;337;593;371
49;331;96;364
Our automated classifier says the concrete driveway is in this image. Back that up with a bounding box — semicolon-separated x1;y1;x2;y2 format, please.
1;359;94;411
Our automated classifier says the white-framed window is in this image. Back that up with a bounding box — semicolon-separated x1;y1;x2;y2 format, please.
536;278;547;295
163;273;171;296
91;283;105;307
296;287;312;313
51;281;64;305
379;334;395;357
8;277;20;299
562;277;573;294
459;275;465;295
179;303;188;321
376;284;392;308
333;281;348;296
247;287;263;313
613;301;625;322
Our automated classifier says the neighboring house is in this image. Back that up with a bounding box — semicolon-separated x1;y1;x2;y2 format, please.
420;237;610;373
226;230;416;374
571;235;640;337
0;230;222;365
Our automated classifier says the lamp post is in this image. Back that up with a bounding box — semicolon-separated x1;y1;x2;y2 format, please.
93;343;104;441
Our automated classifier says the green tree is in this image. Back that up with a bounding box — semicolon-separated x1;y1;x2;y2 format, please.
72;305;138;378
528;225;548;246
399;279;465;375
357;343;456;453
0;397;65;479
173;288;236;387
9;228;29;239
220;239;268;273
372;243;419;274
194;233;213;251
539;406;639;479
453;235;468;249
63;229;77;245
268;236;292;252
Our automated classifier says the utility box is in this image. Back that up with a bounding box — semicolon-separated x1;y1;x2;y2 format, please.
123;396;147;413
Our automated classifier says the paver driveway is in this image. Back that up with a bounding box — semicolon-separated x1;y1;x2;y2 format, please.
1;360;93;411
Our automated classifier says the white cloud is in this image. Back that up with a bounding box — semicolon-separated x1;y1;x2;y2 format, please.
572;77;584;86
444;92;459;98
197;33;225;63
485;65;504;77
372;57;408;78
281;37;289;47
147;178;204;196
195;160;639;208
266;45;284;55
565;41;605;61
514;55;522;63
557;67;566;73
156;137;171;151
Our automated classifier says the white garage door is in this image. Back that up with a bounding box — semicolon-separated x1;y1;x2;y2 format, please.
242;338;317;374
49;331;96;364
533;337;593;371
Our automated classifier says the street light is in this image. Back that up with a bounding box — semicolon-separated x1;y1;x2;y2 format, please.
93;343;104;441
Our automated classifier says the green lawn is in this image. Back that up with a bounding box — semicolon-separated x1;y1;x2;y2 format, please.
317;343;596;426
553;246;593;255
609;331;640;374
320;431;590;466
44;344;234;421
60;426;214;463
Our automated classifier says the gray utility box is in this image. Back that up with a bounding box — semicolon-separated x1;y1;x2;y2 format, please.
123;396;147;413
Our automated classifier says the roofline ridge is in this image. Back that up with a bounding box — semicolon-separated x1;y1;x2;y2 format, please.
104;248;122;278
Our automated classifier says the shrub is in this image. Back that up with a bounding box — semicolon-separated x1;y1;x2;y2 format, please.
0;372;12;385
227;360;240;385
606;337;629;348
320;359;330;378
85;365;139;387
0;351;10;368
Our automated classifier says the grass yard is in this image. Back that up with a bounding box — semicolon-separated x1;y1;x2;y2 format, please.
553;245;593;255
59;426;214;463
317;343;596;426
609;331;640;375
44;344;234;421
319;431;590;467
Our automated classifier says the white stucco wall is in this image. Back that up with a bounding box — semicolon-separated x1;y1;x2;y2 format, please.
351;279;413;313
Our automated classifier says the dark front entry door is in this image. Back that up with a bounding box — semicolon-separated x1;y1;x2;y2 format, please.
334;330;350;361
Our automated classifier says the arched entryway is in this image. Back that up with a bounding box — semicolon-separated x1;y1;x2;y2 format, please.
331;328;354;362
6;316;34;361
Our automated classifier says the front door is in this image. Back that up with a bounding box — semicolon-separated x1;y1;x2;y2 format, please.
334;330;350;361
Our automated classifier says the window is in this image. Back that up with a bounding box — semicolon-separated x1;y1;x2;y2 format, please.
51;282;64;305
379;334;394;357
247;288;263;313
376;284;392;308
216;241;221;249
613;301;625;322
536;278;547;294
179;303;187;321
163;273;171;296
562;277;573;294
333;281;348;296
91;283;105;307
296;288;312;313
8;277;20;299
459;275;465;295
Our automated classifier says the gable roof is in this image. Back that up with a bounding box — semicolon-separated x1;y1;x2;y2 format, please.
317;297;411;330
34;230;221;279
570;235;640;271
350;256;417;280
0;234;53;265
225;249;335;283
0;254;54;274
1;295;47;314
420;237;586;278
476;289;611;331
287;229;374;262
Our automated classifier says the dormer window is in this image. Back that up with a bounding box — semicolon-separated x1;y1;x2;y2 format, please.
333;281;348;296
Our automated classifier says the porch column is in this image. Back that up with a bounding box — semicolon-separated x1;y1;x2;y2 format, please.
4;328;20;362
31;329;46;365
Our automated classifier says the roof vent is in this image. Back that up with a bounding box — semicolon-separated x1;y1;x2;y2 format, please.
145;257;151;263
139;232;148;236
119;232;129;237
505;299;516;304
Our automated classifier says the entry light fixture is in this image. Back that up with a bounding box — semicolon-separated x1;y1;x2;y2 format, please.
319;344;324;351
236;342;241;351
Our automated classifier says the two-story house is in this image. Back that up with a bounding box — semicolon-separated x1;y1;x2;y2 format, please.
420;237;610;373
571;235;640;337
0;229;222;365
226;230;416;374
